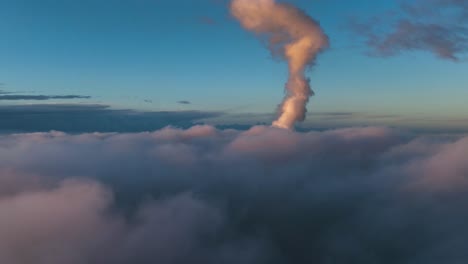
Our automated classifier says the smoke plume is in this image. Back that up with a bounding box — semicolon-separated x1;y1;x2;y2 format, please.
230;0;329;129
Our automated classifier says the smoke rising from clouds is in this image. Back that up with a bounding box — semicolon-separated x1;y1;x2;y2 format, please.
1;126;468;263
230;0;329;129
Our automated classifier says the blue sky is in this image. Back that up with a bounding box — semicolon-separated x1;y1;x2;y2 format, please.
1;0;467;130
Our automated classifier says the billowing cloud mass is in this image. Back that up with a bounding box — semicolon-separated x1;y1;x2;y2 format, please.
1;125;468;263
231;0;328;129
352;0;468;60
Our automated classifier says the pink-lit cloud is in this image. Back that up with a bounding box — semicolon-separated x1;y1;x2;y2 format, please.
231;0;329;129
1;126;468;263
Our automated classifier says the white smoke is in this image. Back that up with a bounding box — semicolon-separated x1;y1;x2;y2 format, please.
230;0;329;129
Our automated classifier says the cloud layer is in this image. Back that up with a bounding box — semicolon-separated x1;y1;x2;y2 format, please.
1;125;468;263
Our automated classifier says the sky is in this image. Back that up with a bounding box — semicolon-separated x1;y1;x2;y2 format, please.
1;0;467;131
3;2;468;263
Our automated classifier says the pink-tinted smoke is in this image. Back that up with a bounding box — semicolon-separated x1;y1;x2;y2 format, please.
230;0;329;129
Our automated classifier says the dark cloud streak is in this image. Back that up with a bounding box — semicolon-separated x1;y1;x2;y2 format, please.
351;0;468;60
0;95;91;100
0;104;221;133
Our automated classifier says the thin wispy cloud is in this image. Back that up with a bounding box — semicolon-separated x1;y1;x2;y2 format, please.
351;0;468;61
0;104;222;133
0;95;91;101
199;16;216;25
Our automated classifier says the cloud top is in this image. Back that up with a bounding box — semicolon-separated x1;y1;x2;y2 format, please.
1;125;468;263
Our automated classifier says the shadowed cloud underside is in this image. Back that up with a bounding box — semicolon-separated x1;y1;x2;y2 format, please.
1;125;468;263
